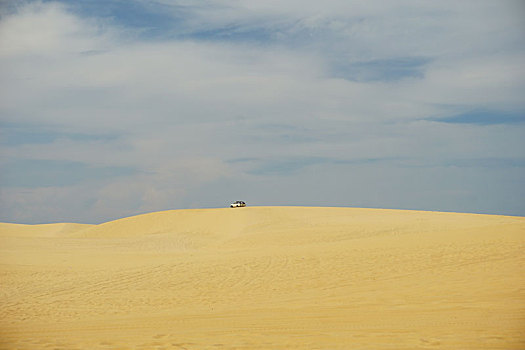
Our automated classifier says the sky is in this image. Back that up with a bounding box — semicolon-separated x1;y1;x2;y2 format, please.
0;0;524;224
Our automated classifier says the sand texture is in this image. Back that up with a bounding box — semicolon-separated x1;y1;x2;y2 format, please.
1;207;524;349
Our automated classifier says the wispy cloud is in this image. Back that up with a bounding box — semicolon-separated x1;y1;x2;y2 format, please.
332;57;431;82
1;158;137;188
432;110;525;125
0;122;119;146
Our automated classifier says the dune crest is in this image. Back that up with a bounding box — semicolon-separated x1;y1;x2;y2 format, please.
1;207;524;349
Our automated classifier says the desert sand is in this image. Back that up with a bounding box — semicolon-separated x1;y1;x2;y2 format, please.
1;206;524;349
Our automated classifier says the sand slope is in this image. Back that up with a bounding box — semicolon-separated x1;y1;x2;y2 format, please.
0;222;93;238
1;207;524;349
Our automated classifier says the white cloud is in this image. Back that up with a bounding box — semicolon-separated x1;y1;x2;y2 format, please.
0;1;116;57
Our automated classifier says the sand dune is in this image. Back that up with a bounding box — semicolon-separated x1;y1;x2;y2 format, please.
1;207;524;349
0;222;93;238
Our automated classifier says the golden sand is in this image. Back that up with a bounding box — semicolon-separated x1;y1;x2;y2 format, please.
1;207;524;349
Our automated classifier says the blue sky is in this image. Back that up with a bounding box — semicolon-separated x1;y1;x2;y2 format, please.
0;0;524;223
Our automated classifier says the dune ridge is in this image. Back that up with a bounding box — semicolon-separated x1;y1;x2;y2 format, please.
1;207;524;349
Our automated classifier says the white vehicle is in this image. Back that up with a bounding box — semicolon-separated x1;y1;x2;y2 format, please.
230;201;246;208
